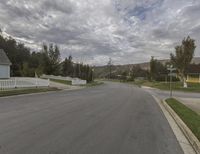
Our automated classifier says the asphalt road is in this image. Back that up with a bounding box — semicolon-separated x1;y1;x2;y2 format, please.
0;82;183;154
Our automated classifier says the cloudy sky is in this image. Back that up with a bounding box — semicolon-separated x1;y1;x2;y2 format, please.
0;0;200;65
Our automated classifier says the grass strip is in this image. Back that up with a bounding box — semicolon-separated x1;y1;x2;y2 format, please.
166;98;200;141
0;87;60;97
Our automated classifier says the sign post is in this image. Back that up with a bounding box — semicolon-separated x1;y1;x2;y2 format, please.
167;65;176;98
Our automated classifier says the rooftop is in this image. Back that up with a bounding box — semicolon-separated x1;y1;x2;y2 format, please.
0;49;11;65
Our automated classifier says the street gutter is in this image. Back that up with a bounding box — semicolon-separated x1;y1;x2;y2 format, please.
152;95;197;154
162;99;200;154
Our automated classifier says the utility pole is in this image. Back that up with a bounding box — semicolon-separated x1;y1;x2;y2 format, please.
107;58;112;79
109;65;111;79
170;72;172;97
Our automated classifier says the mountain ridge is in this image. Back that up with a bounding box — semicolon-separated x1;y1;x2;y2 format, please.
94;57;200;78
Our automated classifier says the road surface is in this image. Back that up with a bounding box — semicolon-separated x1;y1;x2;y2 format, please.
0;82;183;154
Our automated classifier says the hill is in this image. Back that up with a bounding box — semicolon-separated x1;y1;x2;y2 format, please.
94;57;200;78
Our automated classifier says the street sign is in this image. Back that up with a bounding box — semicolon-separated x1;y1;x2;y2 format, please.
168;73;177;77
167;68;176;71
167;66;176;98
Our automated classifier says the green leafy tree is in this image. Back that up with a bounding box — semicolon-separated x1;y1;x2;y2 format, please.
68;55;73;76
170;36;196;87
0;29;94;80
62;58;69;76
88;68;93;82
41;43;61;75
0;32;31;76
121;71;128;81
150;56;167;81
107;58;113;79
150;56;157;80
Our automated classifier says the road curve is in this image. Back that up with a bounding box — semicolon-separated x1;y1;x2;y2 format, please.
0;82;183;154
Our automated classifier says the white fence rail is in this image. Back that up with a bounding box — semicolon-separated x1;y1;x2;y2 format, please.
72;78;87;85
41;74;72;81
0;77;49;90
41;74;87;85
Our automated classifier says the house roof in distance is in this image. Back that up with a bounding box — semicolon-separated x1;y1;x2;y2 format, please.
0;49;11;65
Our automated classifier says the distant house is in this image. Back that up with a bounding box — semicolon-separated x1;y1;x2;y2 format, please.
0;49;11;79
186;64;200;83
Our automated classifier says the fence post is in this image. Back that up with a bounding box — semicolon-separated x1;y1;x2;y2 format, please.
48;79;50;87
35;78;38;88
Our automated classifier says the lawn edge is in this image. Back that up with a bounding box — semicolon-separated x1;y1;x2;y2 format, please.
141;85;200;93
83;81;104;87
162;98;200;154
0;88;61;98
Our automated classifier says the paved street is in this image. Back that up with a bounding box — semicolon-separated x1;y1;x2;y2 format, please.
0;82;183;154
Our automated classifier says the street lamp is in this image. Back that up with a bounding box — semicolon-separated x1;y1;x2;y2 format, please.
92;68;94;81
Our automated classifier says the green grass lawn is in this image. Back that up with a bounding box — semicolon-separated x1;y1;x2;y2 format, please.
166;98;200;141
0;87;60;97
133;80;200;93
50;79;72;85
99;78;200;93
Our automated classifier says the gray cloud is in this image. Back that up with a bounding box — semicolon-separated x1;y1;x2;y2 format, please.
43;0;75;14
0;0;200;65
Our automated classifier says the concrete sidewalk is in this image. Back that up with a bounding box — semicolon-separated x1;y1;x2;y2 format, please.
141;86;200;115
177;98;200;115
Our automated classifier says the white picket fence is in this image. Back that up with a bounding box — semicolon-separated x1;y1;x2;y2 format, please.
0;77;49;90
72;78;87;85
41;74;87;85
41;74;72;81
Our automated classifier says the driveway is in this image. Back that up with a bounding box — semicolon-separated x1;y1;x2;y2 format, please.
0;82;183;154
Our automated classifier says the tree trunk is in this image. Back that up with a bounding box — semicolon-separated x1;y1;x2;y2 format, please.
178;70;187;88
183;76;187;88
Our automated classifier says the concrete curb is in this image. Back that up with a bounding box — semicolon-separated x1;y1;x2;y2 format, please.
0;85;86;98
162;99;200;154
141;86;156;89
0;90;61;98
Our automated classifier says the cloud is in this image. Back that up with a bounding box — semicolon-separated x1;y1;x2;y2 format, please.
43;0;75;14
0;0;200;65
